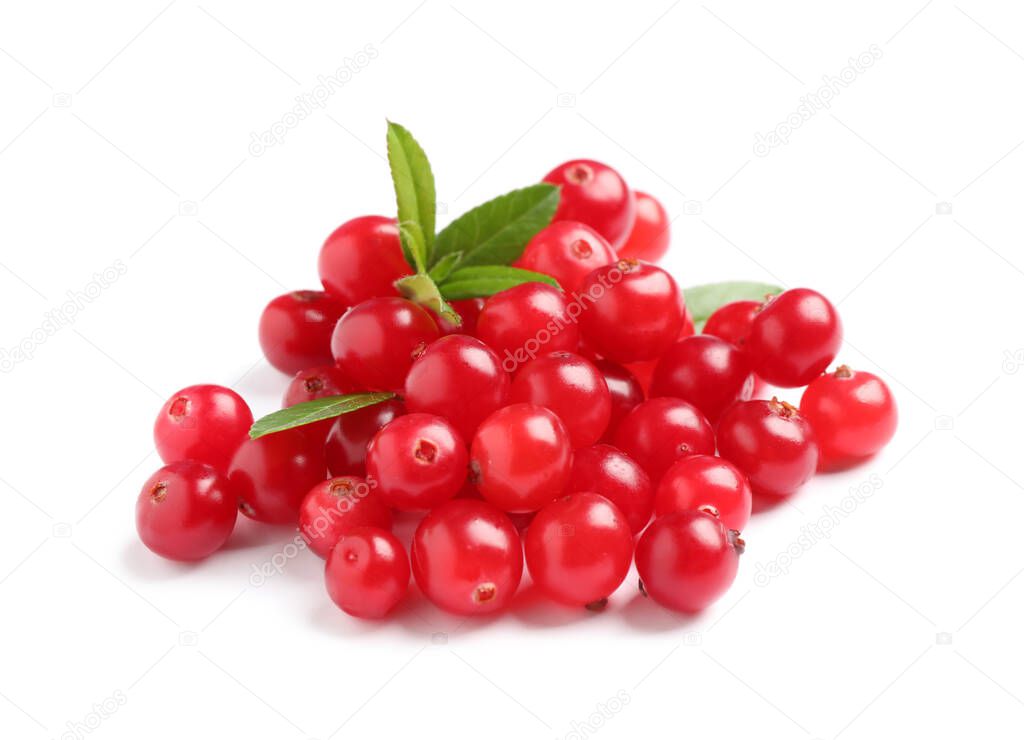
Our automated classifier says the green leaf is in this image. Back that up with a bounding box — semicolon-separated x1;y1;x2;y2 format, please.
250;392;396;439
395;273;461;326
398;221;428;274
428;252;462;283
387;121;436;266
685;281;783;331
438;265;560;301
433;184;560;266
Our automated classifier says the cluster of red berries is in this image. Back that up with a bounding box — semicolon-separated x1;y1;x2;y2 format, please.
136;156;898;621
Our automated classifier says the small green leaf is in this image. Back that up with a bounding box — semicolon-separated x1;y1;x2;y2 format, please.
395;273;461;326
685;281;783;331
433;183;560;266
428;252;462;283
387;121;436;265
438;265;560;301
398;221;428;274
250;392;396;439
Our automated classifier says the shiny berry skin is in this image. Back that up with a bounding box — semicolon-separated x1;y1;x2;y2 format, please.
258;290;347;375
650;335;755;424
282;365;355;409
136;461;237;561
471;403;572;512
228;428;327;524
318;215;411;305
365;414;468;511
617;191;669;262
655;455;752;531
579;260;684;364
411;499;523;615
594;359;644;441
154;384;253;473
331;297;440;393
800;366;898;471
324;399;404;477
613;398;716;483
569;444;653;534
299;476;392;559
476;283;580;372
404;335;510;441
515;221;617;293
543;159;635;250
747;288;843;387
524;492;633;607
702;299;761;348
717;399;818;498
509;352;611;448
326;527;409;619
436;298;485;336
635;509;743;613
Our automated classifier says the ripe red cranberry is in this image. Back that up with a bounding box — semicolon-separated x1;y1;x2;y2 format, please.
543;159;635;250
594;359;644;441
476;283;580;371
717;399;818;498
613;398;715;483
515;221;617;293
324;399;404;477
703;299;761;348
655;455;752;531
366;413;468;511
282;365;355;408
800;366;898;471
135;461;237;561
228;428;327;524
650;335;755;424
509;351;611;448
435;298;485;336
524;492;633;608
299;476;392;559
154;384;253;473
471;403;572;512
569;444;653;533
680;306;696;338
578;260;684;363
318;215;411;305
258;290;347;375
747;288;843;387
411;499;523;615
616;191;670;262
326;527;409;619
404;335;510;441
635;509;743;613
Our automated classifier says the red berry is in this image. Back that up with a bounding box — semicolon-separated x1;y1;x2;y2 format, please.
365;413;468;511
569;444;653;534
655;455;752;531
228;428;327;524
702;299;760;348
524;492;633;607
135;461;237;561
616;191;669;262
476;283;580;371
800;366;897;471
318;216;411;305
650;335;755;424
282;365;355;408
680;306;696;338
717;399;818;498
471;403;572;512
509;351;611;448
326;527;409;619
747;288;843;387
594;359;644;441
436;298;485;336
324;399;404;477
635;509;743;613
613;398;715;483
258;290;347;375
299;476;392;559
154;384;253;473
543;159;635;250
515;221;617;293
411;499;523;615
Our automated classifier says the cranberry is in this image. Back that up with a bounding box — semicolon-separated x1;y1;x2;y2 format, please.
476;283;580;371
411;499;523;615
747;288;843;387
154;384;253;473
299;476;392;559
318;215;411;305
524;492;633;608
635;509;743;613
324;399;404;477
616;191;670;262
258;290;347;375
135;461;237;561
326;527;409;619
655;455;752;531
800;366;898;471
650;335;755;424
625;359;657;394
702;299;761;348
471;403;572;512
613;398;715;483
509;351;611;448
515;221;617;293
569;444;653;533
680;306;696;338
228;428;327;524
717;399;818;498
282;365;355;408
436;298;485;336
543;159;635;250
594;359;644;441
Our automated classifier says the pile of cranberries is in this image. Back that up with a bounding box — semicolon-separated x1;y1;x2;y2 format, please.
136;157;898;620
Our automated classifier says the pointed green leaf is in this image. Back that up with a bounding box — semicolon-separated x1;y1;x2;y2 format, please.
250;393;396;439
398;220;428;274
685;281;783;331
387;121;436;265
395;273;461;326
428;252;462;283
438;265;560;301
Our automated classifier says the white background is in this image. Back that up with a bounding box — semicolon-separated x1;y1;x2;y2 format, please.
2;1;1023;738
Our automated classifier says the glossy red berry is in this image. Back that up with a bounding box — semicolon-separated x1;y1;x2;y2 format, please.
258;290;347;375
411;499;523;615
326;527;409;619
594;359;644;441
515;221;617;293
154;384;253;473
702;299;761;348
747;288;843;387
476;283;580;371
636;509;743;613
318;215;411;305
613;398;715;483
324;399;404;477
543;159;635;250
525;492;633;607
282;365;355;409
650;335;755;424
717;399;818;498
800;366;898;471
436;298;485;336
616;191;670;262
299;477;392;558
655;455;752;531
228;428;327;524
136;461;237;561
569;444;653;534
